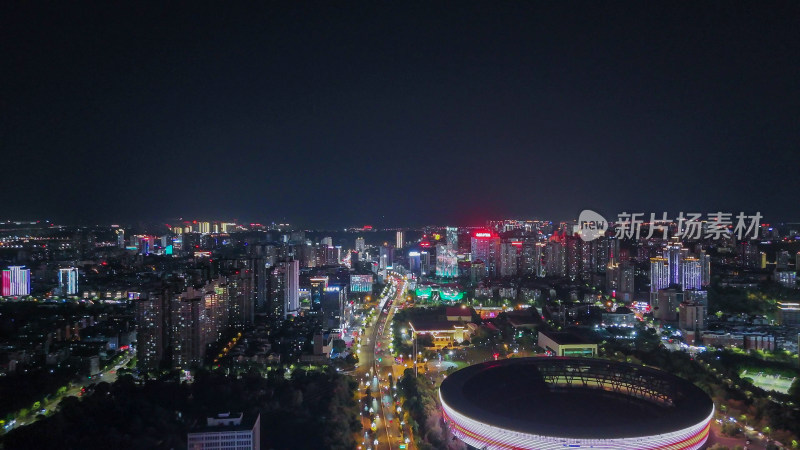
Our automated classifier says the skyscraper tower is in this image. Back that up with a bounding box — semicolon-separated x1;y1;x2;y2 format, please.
283;260;300;318
446;227;458;253
498;242;518;278
650;257;670;292
355;237;366;254
2;266;31;296
471;232;501;277
681;257;702;290
58;267;79;295
396;231;404;249
665;239;683;285
116;228;125;248
700;252;711;287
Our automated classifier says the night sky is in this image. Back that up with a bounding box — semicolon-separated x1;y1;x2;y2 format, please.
1;3;798;228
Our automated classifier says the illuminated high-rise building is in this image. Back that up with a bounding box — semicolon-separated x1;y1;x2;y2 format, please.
436;243;458;278
739;241;760;268
135;292;166;370
2;266;31;296
379;246;394;270
665;239;683;285
420;250;431;275
681;257;702;290
471;232;501;276
408;251;421;274
116;228;125;248
355;237;366;254
544;241;566;277
565;236;582;279
309;276;328;313
58;267;79;295
650;257;670;292
446;227;458;253
498;242;518;278
271;260;300;319
619;263;635;302
137;235;155;255
199;222;211;234
321;236;333;247
396;231;404;249
700;252;711;286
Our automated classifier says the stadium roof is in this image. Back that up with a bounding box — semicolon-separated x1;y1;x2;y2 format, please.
439;357;713;439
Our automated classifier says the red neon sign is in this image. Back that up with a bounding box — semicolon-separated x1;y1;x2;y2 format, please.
475;232;492;238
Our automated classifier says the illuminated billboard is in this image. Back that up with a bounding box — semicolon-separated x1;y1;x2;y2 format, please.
350;274;374;293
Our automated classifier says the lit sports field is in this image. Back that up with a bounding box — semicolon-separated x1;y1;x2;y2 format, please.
740;369;795;394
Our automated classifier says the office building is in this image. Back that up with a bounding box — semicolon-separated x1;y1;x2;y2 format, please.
187;412;261;450
379;246;394;270
309;277;328;313
408;251;421;274
471;232;500;276
420;250;431;275
321;285;347;331
396;231;404;249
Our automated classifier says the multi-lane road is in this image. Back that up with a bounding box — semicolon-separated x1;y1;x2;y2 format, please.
355;274;411;450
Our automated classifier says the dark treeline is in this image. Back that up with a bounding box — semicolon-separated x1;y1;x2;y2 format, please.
2;368;361;449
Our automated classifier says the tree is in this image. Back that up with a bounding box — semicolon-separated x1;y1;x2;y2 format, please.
789;377;800;401
332;339;346;354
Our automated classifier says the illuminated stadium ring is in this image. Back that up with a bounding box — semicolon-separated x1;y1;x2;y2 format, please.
439;357;713;449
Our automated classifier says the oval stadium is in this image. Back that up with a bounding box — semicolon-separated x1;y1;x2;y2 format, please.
439;357;714;449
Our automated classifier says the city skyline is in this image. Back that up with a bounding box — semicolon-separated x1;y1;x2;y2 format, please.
2;3;800;449
2;3;799;228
